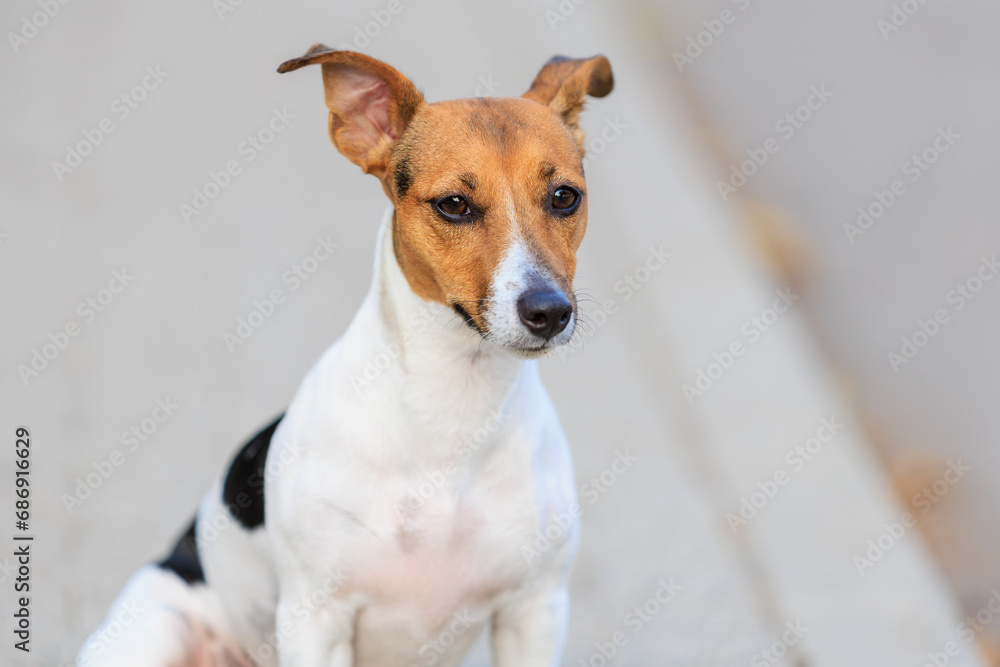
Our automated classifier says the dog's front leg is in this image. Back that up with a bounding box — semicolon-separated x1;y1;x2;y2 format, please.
491;583;570;667
274;587;357;667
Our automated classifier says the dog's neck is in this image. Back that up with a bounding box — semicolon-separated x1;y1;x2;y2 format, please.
336;207;530;459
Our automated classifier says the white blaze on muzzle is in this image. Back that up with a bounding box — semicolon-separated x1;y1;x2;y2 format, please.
483;238;575;351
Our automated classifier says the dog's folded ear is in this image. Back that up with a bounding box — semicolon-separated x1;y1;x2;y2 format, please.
522;55;614;153
278;45;425;177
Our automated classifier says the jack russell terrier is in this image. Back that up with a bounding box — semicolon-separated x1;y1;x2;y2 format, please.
78;45;613;667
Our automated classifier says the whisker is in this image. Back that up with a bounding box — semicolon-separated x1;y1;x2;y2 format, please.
573;288;600;307
574;317;596;337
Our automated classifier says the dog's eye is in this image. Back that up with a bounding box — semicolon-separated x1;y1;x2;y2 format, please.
552;187;579;211
436;195;471;218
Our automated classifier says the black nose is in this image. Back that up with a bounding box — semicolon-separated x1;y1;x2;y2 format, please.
517;288;573;340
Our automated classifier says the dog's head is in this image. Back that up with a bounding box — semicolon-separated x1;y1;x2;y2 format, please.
278;46;613;357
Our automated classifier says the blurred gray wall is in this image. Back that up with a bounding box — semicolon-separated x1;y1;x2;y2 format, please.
657;0;1000;635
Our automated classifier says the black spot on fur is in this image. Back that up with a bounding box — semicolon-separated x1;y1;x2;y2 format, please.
459;173;477;191
222;414;284;530
159;519;205;585
452;303;484;335
394;158;412;199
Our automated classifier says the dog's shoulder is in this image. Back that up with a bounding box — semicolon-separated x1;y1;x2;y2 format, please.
223;414;285;530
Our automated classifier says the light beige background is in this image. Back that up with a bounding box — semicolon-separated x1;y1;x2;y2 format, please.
1;1;997;665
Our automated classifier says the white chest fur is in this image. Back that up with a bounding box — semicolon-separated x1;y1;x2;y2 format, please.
259;211;578;666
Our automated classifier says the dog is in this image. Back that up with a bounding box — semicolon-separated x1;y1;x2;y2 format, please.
77;45;613;667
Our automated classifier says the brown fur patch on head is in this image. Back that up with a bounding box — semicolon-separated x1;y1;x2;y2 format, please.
279;48;614;339
386;96;590;332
